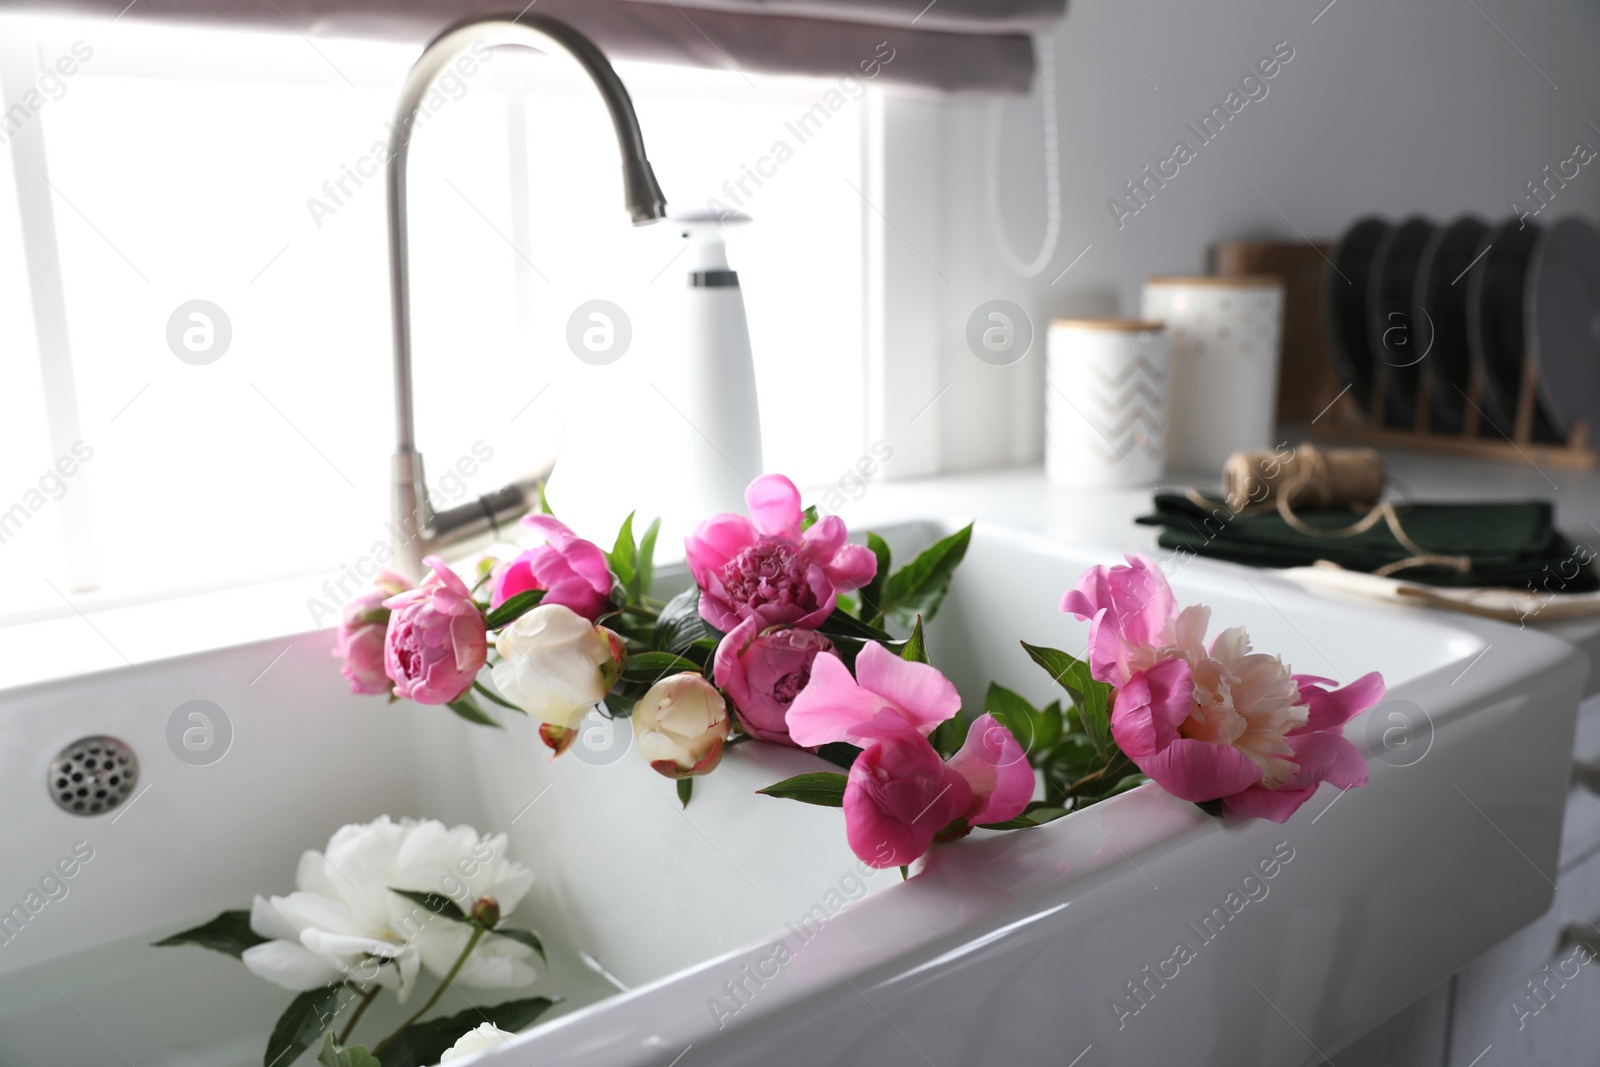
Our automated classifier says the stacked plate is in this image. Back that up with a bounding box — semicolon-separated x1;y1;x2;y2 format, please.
1326;214;1600;442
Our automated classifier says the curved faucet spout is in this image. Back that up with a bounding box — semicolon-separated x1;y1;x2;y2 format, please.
387;12;669;576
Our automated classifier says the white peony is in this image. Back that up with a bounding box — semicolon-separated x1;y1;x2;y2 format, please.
242;817;539;1002
439;1022;515;1062
491;604;623;729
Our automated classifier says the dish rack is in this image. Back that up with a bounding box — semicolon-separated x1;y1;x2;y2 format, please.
1313;357;1597;470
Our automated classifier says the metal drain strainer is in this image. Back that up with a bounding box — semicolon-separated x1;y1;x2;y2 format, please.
50;736;138;816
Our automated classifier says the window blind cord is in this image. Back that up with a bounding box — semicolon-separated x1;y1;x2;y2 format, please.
984;36;1060;279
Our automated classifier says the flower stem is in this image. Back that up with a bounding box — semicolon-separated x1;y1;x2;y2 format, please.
372;925;486;1055
337;985;379;1046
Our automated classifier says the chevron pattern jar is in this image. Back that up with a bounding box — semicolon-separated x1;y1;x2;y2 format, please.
1143;276;1285;470
1045;319;1169;487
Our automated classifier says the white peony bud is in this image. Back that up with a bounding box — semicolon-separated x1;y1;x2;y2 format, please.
634;673;730;779
491;604;623;730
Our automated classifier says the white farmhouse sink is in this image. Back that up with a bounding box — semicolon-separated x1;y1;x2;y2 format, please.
0;518;1583;1066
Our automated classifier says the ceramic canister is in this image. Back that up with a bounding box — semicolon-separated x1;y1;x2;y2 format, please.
1142;276;1285;471
1045;318;1168;487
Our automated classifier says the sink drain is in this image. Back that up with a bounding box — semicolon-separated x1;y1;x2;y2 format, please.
49;736;138;816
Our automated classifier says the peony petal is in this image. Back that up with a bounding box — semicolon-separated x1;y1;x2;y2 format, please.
1135;737;1263;803
712;618;759;719
1109;657;1193;759
241;939;345;991
490;555;539;610
790;565;840;630
1223;783;1320;823
852;642;961;735
421;556;473;601
1281;731;1370;792
786;652;888;747
684;514;757;588
825;542;880;591
948;714;1036;826
800;514;847;561
745;474;804;541
843;726;972;869
249;895;301;942
1294;671;1386;733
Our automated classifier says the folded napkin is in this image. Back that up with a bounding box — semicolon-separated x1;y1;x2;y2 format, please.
1137;493;1598;592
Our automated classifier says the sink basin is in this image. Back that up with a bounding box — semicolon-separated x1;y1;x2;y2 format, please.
0;518;1582;1066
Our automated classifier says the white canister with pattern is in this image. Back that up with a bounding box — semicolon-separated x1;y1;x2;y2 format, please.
1045;318;1168;488
1142;276;1285;471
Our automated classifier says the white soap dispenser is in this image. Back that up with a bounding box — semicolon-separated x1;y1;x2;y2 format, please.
675;211;764;516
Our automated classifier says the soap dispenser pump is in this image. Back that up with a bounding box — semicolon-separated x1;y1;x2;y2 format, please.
675;210;764;514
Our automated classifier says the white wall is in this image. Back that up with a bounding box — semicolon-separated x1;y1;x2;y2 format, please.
929;0;1600;472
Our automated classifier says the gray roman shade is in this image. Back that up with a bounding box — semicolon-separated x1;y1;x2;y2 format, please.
32;0;1066;93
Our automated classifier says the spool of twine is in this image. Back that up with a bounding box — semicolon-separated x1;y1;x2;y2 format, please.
1191;443;1472;579
1222;444;1384;512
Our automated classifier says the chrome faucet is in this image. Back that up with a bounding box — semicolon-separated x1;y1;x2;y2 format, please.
386;12;668;576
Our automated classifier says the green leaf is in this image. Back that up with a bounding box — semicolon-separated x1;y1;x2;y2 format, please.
801;505;820;531
636;517;661;600
984;682;1053;758
900;617;929;665
374;997;557;1067
653;586;721;654
978;806;1069;831
447;698;501;729
620;651;701;684
677;778;693;808
266;984;344;1067
484;589;544;630
859;532;892;624
601;691;635;719
1021;642;1113;762
389;888;467;922
880;524;972;627
152;909;267;959
813;741;862;772
317;1032;381;1067
757;772;848;807
472;680;524;713
608;512;638;599
537;482;555;518
816;607;893;643
1195;798;1225;818
493;926;547;964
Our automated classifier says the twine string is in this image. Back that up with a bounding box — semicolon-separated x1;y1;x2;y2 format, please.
1185;444;1472;578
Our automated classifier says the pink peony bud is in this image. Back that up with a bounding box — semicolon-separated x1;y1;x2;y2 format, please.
383;556;488;706
712;618;833;746
334;570;413;695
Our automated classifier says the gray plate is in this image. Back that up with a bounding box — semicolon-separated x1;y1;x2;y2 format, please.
1530;216;1600;440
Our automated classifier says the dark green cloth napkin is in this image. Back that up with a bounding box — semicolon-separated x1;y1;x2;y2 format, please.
1137;493;1598;592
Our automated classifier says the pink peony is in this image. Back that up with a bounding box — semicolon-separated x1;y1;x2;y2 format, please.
713;618;834;745
491;515;613;622
685;474;877;632
788;643;1035;866
1063;555;1383;822
334;570;413;695
383;556;488;705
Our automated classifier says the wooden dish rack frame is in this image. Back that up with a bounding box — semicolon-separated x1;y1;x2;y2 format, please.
1312;354;1598;471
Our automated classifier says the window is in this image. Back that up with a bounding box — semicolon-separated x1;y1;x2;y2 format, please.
0;16;869;623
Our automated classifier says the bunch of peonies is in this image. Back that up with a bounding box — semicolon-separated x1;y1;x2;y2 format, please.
788;644;1034;868
241;816;538;1001
692;474;876;751
1062;555;1383;822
